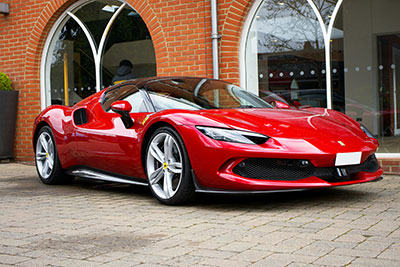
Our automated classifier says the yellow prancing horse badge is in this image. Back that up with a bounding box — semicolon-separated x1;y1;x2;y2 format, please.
142;114;151;125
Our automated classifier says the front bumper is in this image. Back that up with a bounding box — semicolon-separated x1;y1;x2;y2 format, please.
177;125;383;192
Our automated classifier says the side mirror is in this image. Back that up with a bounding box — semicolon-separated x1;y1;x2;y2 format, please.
111;100;134;128
271;100;291;109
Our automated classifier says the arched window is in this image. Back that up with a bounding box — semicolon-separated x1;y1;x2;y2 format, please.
243;0;329;106
242;0;400;154
41;0;156;107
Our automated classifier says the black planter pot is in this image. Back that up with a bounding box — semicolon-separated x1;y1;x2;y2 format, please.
0;91;19;159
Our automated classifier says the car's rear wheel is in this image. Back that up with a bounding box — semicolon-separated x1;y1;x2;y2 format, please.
146;127;195;205
35;126;73;184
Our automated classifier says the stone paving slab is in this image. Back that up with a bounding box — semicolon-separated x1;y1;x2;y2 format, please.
0;163;399;266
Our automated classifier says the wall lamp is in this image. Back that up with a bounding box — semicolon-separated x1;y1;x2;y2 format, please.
0;3;9;15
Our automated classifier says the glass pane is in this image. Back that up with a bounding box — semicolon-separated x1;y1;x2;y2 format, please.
396;51;400;129
74;0;122;48
123;91;148;113
101;84;147;113
45;1;157;107
102;6;156;87
330;7;345;112
378;35;400;153
311;0;339;27
145;78;272;111
101;84;138;111
49;18;96;106
332;0;400;153
245;0;326;108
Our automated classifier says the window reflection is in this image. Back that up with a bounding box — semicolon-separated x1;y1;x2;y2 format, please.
45;0;156;107
148;92;203;111
102;7;156;87
331;1;400;153
49;18;96;106
74;0;122;47
246;0;326;104
245;0;400;153
146;78;272;111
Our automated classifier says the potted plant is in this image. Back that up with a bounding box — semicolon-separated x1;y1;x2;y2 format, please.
0;72;18;159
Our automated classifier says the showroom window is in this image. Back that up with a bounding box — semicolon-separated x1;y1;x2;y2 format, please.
330;0;400;153
242;0;400;154
244;0;327;103
41;0;156;107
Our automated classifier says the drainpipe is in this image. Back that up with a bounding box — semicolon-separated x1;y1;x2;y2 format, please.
211;0;221;79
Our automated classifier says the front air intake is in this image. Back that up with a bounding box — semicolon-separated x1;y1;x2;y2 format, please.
232;155;379;182
233;158;314;181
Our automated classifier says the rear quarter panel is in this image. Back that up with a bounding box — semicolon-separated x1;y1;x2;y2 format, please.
33;105;79;168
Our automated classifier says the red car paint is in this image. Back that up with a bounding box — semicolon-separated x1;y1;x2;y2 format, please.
33;77;382;192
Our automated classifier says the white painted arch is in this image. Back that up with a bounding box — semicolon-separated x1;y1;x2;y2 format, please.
40;0;146;109
239;0;344;110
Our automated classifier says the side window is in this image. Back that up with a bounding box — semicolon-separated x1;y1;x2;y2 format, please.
101;84;148;113
123;91;148;113
148;92;202;111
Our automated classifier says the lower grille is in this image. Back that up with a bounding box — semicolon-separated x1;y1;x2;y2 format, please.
232;158;314;181
232;155;379;182
315;154;379;182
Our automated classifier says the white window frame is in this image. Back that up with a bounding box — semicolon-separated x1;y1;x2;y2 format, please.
239;0;343;110
40;0;130;110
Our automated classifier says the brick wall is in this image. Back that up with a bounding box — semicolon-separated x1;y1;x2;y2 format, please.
0;0;252;161
378;159;400;174
218;0;252;84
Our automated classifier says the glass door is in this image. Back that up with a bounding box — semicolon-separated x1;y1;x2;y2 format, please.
393;46;400;135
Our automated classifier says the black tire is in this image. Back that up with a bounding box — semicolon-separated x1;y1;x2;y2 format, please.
145;126;195;205
34;126;74;185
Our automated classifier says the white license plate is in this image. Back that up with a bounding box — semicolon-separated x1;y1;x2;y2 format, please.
335;152;362;166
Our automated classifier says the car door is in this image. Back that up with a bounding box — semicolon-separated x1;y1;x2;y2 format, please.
74;83;153;179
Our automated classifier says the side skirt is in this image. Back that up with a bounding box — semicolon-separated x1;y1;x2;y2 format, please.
66;167;148;187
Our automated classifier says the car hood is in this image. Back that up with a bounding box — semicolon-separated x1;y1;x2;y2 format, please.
194;108;376;153
197;108;356;136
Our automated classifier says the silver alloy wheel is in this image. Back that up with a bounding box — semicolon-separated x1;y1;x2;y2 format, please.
146;132;183;200
35;131;55;179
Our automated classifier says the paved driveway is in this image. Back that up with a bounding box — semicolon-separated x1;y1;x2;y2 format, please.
0;163;399;266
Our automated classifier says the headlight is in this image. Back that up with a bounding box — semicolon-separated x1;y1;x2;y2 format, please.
196;126;269;144
360;124;375;139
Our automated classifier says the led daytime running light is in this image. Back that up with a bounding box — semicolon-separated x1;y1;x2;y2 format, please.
196;126;269;145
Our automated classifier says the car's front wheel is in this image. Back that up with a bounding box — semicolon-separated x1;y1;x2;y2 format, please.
145;127;195;205
35;126;73;184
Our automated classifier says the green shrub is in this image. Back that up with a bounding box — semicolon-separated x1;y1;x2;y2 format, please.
0;72;12;91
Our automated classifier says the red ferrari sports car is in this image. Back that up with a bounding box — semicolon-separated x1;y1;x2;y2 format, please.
33;77;383;205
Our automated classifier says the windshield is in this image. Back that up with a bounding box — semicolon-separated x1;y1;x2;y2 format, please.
145;78;273;111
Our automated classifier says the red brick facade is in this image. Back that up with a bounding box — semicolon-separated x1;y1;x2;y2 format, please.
378;159;400;174
0;0;252;161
